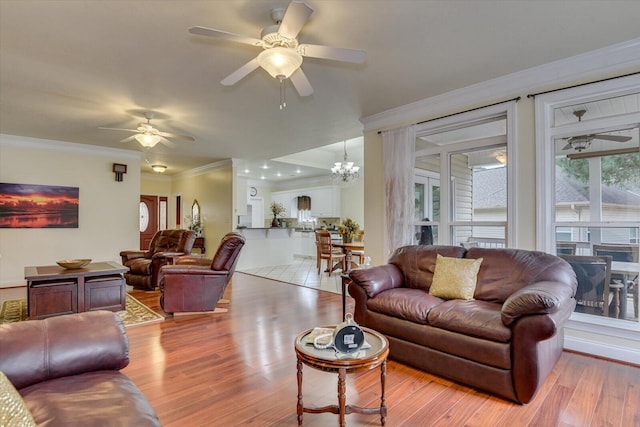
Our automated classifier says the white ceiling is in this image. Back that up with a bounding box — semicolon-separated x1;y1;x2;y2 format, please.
2;1;640;179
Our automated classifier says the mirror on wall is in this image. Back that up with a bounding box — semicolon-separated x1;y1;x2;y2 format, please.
192;199;200;224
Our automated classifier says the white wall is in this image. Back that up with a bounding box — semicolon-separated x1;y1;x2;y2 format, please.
171;160;234;252
0;135;141;287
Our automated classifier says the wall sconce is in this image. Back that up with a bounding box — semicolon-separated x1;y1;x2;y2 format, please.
113;163;127;182
151;164;167;173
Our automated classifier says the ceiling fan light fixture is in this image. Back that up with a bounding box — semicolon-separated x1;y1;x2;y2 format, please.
570;137;590;152
494;150;507;164
151;164;167;173
257;47;302;79
135;133;161;148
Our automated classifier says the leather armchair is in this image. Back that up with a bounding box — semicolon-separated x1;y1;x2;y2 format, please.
120;229;197;290
0;311;161;426
159;232;245;314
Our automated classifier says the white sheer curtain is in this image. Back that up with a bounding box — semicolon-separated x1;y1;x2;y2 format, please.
382;125;416;257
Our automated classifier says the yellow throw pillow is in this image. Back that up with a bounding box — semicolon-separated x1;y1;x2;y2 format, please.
0;371;36;427
429;254;483;300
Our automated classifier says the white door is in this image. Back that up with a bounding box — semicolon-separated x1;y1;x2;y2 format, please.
250;198;264;228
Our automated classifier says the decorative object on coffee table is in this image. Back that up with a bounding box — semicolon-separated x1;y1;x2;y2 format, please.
56;258;91;269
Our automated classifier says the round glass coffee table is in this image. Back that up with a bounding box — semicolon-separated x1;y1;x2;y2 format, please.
294;326;389;426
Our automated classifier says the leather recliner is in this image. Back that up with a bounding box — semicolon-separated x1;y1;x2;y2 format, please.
159;232;245;314
120;229;197;290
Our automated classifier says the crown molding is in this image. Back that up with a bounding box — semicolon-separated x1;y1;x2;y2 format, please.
0;133;141;160
361;38;640;132
173;158;233;179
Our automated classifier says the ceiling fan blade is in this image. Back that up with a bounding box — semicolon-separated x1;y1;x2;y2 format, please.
158;131;195;142
591;134;632;143
278;1;314;40
98;126;138;133
120;135;137;143
298;44;367;63
221;57;260;86
290;68;314;96
158;136;176;148
188;26;263;47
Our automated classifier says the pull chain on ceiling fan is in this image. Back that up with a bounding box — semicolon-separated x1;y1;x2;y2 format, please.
188;1;367;109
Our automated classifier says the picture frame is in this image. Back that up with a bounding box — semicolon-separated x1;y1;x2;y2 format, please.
0;182;79;228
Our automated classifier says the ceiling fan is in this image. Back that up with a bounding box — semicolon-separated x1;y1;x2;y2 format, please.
189;1;367;109
99;112;195;148
561;109;632;152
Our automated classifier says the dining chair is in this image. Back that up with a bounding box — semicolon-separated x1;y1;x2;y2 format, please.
315;230;346;276
556;242;577;255
351;230;365;265
593;244;639;319
560;254;614;317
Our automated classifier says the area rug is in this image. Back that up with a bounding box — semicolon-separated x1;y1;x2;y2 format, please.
0;294;164;328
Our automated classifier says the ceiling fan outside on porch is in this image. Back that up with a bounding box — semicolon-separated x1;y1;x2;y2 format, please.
99;112;195;148
561;109;631;152
188;1;367;109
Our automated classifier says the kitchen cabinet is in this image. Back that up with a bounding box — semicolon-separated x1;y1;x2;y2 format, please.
309;186;340;218
293;231;317;258
272;185;340;219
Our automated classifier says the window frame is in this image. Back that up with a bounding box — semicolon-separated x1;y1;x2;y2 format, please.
534;74;640;347
414;101;517;247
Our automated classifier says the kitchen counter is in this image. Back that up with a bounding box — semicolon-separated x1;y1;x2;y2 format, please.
235;227;296;270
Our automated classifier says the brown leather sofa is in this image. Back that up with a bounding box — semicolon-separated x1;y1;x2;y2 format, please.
348;245;577;404
0;311;161;426
159;232;245;314
120;229;196;290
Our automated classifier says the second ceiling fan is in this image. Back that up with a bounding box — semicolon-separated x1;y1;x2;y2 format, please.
561;109;632;152
189;1;367;109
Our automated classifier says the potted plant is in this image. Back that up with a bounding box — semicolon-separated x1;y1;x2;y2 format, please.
338;218;361;243
185;215;204;236
270;201;287;227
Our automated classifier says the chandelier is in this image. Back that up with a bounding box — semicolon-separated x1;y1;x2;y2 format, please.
331;141;360;184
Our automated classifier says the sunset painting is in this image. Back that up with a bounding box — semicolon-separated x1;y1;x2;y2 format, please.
0;183;79;228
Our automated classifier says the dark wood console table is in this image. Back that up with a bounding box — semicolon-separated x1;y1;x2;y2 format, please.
25;261;128;320
193;237;206;254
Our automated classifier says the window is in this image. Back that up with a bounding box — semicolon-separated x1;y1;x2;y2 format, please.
536;75;640;324
414;169;440;244
413;101;517;247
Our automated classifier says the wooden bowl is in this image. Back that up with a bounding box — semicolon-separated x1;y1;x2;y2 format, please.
56;259;92;269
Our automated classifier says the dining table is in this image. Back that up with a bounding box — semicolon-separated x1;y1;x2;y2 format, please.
611;261;640;276
333;241;365;273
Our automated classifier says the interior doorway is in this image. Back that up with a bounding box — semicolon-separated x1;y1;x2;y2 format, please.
140;195;158;250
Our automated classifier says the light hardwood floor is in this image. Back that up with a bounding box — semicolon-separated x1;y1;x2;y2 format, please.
124;273;640;427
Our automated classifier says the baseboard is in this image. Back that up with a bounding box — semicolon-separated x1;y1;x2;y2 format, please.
564;335;640;366
172;307;228;316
